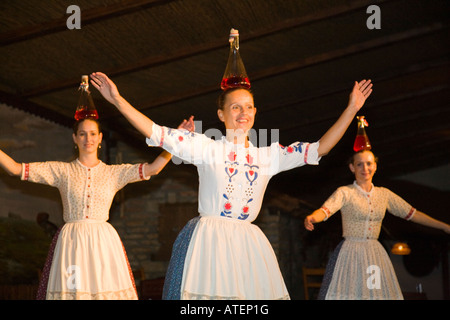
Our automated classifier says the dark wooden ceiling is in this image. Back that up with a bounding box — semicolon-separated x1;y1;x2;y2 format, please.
1;0;449;195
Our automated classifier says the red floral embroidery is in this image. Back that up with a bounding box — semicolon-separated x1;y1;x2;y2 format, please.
405;207;416;221
138;163;145;180
228;151;236;162
159;127;165;147
224;202;232;210
23;163;29;180
246;153;253;165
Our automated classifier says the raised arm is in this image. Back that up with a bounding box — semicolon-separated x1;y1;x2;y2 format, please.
0;149;22;176
90;72;154;138
317;80;373;157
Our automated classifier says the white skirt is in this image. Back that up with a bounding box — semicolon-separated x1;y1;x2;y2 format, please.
46;220;137;300
324;238;403;300
180;216;290;300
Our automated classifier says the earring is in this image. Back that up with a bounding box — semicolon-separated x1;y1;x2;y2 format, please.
98;145;102;149
74;145;78;149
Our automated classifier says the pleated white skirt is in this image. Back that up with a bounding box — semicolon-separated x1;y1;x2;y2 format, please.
46;220;137;300
324;238;403;300
180;216;290;300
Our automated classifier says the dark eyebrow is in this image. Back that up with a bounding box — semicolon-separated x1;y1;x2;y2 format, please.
78;130;97;134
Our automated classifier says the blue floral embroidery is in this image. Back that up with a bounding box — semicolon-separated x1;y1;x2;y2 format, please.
280;142;303;154
244;164;259;186
167;128;195;141
238;198;253;220
225;166;238;182
220;194;232;218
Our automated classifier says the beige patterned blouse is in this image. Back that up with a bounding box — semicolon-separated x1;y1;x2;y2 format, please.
21;159;149;222
321;181;416;240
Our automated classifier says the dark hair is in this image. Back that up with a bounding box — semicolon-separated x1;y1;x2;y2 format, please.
73;118;102;135
347;150;378;165
217;87;254;110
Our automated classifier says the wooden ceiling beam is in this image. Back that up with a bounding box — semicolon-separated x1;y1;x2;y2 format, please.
22;0;389;98
202;56;450;129
0;0;175;47
0;90;73;127
278;83;450;135
126;22;448;114
258;56;450;116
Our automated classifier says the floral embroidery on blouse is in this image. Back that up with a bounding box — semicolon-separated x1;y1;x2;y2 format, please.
220;150;259;220
146;123;321;223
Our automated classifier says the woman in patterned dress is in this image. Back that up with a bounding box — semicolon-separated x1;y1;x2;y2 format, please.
90;71;373;300
0;117;193;299
304;150;450;299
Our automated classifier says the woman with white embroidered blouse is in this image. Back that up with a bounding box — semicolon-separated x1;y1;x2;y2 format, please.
0;117;192;299
90;71;373;300
304;150;450;300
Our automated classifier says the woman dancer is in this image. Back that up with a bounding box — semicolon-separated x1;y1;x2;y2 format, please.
0;116;193;299
304;150;450;299
91;71;372;299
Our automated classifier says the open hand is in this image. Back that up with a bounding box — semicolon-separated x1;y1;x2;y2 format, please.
90;72;121;104
348;79;373;111
304;215;316;231
178;115;195;132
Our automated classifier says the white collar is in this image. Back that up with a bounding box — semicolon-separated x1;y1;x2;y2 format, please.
353;180;374;196
76;158;102;169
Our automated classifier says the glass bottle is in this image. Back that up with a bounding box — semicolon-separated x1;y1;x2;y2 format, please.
74;75;98;121
353;116;371;152
220;28;251;90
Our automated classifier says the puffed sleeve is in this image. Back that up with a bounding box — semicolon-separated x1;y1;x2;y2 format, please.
20;161;65;188
111;163;150;191
145;122;212;165
320;187;347;220
384;188;416;220
269;141;321;175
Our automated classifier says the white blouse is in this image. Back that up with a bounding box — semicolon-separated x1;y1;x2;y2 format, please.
146;123;321;222
21;159;149;222
321;181;416;239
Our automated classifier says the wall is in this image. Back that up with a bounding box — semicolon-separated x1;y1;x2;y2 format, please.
0;103;73;224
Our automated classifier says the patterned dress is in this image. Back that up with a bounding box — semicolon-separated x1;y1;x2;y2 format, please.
21;159;149;300
146;123;321;300
318;181;416;300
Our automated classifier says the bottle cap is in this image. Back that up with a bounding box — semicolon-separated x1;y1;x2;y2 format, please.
229;28;239;38
81;75;89;84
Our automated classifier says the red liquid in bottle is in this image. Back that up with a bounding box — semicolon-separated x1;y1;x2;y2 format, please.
221;76;251;90
353;134;371;152
75;109;99;121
